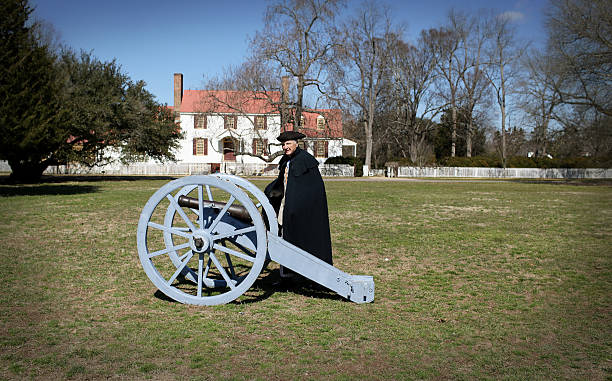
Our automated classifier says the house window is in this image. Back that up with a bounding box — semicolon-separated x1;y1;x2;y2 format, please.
314;141;328;158
194;114;207;129
193;138;208;156
298;140;308;151
316;116;325;129
300;115;305;127
224;115;236;129
255;115;267;130
252;138;268;156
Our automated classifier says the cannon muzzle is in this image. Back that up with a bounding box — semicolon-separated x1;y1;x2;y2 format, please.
177;195;252;223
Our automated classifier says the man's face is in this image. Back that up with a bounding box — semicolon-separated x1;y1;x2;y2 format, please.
282;140;298;156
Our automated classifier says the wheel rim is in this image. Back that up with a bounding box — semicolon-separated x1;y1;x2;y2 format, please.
137;175;267;305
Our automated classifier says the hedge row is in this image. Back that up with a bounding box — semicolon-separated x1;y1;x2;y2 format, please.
441;155;611;169
326;155;611;169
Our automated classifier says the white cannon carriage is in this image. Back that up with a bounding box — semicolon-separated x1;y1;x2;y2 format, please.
137;174;375;305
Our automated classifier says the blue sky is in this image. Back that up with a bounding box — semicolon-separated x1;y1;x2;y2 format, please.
31;0;548;106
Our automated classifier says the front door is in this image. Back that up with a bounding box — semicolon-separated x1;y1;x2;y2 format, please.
222;137;235;161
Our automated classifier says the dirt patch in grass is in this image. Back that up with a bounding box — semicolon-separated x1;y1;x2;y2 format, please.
1;179;610;380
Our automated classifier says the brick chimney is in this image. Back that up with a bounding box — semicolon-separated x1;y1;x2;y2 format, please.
173;73;183;111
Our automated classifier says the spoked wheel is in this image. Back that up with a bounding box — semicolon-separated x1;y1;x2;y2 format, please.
137;175;267;305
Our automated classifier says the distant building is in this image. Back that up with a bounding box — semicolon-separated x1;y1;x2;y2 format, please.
171;73;355;172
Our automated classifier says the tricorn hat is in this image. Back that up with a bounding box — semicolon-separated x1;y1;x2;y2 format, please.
277;130;306;142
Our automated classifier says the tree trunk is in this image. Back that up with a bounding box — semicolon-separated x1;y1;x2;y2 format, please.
295;76;305;132
364;120;373;169
500;59;507;168
451;104;457;157
500;102;507;168
8;159;48;183
466;118;473;157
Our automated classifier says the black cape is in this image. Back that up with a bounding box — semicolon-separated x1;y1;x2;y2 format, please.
265;148;333;265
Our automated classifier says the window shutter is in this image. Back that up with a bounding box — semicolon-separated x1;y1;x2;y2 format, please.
252;139;257;155
204;138;208;155
203;114;207;129
264;139;268;154
263;116;267;130
324;141;329;158
193;139;197;155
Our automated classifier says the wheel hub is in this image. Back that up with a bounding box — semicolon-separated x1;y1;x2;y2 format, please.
190;230;212;253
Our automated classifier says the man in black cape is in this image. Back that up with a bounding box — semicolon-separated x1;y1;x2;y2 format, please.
265;131;333;266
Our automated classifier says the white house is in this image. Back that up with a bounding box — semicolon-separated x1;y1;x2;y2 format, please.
171;73;355;173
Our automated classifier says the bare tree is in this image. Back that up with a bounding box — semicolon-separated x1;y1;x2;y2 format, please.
519;49;564;157
485;12;526;167
428;11;471;158
327;1;397;172
458;14;491;157
388;31;440;165
198;60;284;162
249;0;344;132
546;0;611;117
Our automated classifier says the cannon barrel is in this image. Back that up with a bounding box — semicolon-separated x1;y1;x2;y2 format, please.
177;195;252;223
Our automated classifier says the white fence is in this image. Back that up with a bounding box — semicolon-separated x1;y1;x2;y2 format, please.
24;162;354;177
391;166;612;179
2;160;609;179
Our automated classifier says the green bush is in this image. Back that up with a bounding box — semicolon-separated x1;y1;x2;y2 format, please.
507;156;538;168
438;155;610;168
325;156;364;176
441;155;502;167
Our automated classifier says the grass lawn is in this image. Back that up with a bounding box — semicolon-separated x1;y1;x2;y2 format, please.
0;176;610;380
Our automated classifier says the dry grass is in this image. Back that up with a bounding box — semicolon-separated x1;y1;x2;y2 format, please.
0;176;610;380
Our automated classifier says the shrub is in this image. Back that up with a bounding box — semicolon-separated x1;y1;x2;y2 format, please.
441;155;502;167
325;156;364;176
507;156;538;168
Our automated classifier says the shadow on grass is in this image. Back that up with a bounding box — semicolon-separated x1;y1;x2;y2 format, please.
508;178;612;186
151;267;345;306
0;174;178;184
0;174;181;197
241;268;346;304
0;184;100;197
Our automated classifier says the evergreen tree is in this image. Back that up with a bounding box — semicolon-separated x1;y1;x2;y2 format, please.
55;50;182;167
0;0;182;182
0;0;68;182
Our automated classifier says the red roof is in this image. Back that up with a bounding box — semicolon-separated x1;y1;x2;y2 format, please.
179;89;342;138
179;90;281;114
296;109;343;139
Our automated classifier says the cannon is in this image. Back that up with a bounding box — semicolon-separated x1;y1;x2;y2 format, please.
137;174;375;305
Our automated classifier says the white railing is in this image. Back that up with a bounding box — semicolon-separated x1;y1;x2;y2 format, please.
33;162;354;177
2;159;609;179
391;166;612;179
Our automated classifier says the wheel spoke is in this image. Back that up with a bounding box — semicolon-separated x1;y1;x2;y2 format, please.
148;222;192;239
203;257;212;278
198;185;204;230
226;237;256;257
197;252;204;297
213;243;255;263
213;225;256;241
208;195;235;232
166;194;197;232
225;253;236;278
209;253;236;290
205;185;213;201
167;251;194;285
147;242;190;259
